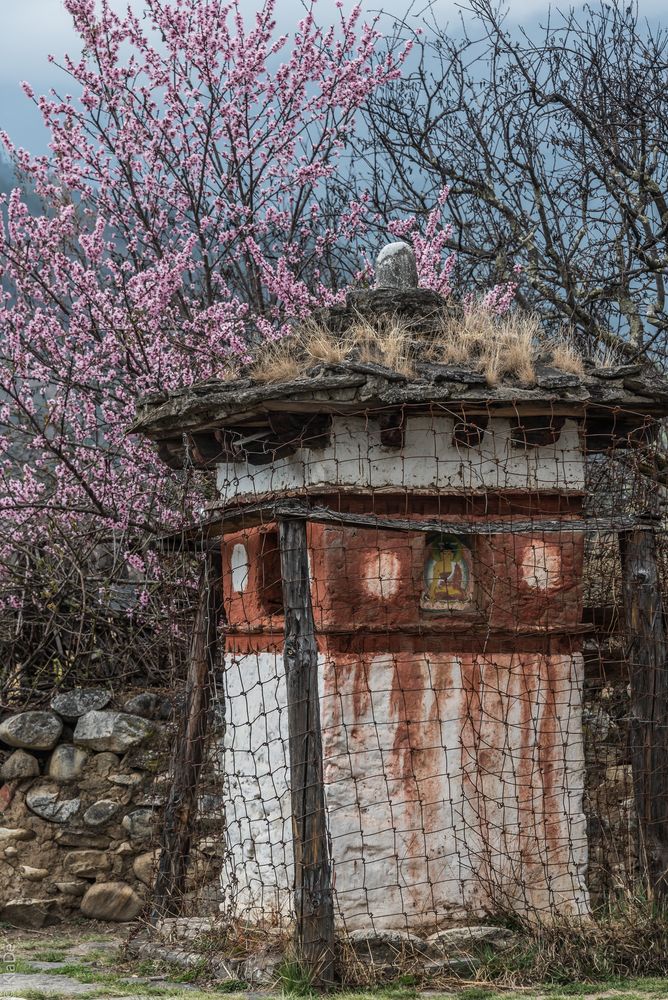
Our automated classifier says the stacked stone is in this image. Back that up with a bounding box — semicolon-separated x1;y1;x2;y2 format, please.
582;671;638;902
0;688;173;928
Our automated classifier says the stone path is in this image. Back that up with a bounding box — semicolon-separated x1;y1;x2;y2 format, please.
0;973;106;995
0;969;209;999
0;926;208;1000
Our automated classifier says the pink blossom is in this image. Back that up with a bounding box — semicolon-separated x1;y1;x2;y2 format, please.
0;0;405;605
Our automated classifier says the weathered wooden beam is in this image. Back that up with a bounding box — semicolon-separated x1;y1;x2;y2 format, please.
278;518;335;986
209;497;645;537
620;526;668;899
152;548;223;919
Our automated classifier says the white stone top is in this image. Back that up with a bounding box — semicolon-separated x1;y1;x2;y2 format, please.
374;242;419;290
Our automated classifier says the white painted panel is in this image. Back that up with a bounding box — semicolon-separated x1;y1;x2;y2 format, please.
220;649;589;930
216;415;585;501
230;544;249;593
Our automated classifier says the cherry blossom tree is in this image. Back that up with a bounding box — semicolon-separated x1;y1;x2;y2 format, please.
0;0;410;691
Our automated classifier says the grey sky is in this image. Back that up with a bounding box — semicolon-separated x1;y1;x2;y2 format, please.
1;0;666;154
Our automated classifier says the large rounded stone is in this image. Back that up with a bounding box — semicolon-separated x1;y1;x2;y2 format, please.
80;881;143;922
0;749;40;780
51;688;112;721
0;712;62;751
83;800;121;828
74;711;153;753
1;897;63;927
63;849;111;878
26;784;80;823
132;851;158;887
121;808;155;843
124;693;172;721
48;745;90;782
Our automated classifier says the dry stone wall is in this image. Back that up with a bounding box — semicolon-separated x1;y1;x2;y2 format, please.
0;688;173;927
582;657;639;904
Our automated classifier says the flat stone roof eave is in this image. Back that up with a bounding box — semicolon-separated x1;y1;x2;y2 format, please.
132;382;668;441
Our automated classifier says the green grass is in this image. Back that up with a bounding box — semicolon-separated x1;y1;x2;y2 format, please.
338;986;668;1000
5;976;668;1000
10;992;249;1000
0;956;40;974
542;980;668;997
5;935;668;1000
28;950;70;963
11;960;172;996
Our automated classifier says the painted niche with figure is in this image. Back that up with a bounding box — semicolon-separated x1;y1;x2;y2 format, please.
421;533;475;611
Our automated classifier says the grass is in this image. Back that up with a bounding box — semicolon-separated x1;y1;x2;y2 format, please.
8;984;250;1000
275;957;316;995
6;913;668;1000
249;309;586;387
0;956;38;974
6;990;668;1000
4;960;668;999
474;902;668;987
300;982;668;999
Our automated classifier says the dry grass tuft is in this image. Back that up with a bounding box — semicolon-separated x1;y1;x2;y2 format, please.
350;316;417;376
550;337;585;375
481;899;668;986
250;307;585;387
300;319;349;366
587;340;627;371
430;309;540;385
250;337;303;384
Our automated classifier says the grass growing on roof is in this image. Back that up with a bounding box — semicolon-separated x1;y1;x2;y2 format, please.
249;308;584;387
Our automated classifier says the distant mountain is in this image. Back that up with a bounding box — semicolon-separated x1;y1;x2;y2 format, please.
0;150;17;194
0;147;42;213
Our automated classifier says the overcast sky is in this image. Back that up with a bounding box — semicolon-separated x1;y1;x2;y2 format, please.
1;0;665;154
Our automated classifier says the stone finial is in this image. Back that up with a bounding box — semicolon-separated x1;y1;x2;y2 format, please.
374;242;418;290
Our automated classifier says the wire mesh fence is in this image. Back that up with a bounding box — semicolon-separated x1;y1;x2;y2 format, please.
2;388;667;985
143;398;668;983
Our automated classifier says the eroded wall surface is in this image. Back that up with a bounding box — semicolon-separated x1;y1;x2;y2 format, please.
216;415;585;501
218;413;589;928
221;647;588;930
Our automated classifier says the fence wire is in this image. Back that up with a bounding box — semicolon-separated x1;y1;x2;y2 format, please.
3;399;666;983
150;401;667;976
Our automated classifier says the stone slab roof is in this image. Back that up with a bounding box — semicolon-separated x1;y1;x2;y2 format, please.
132;280;668;469
132;357;668;469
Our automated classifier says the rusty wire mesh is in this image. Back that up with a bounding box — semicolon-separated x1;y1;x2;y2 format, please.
141;399;667;983
2;398;667;984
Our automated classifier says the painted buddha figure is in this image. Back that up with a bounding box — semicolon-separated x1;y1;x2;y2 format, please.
421;534;473;609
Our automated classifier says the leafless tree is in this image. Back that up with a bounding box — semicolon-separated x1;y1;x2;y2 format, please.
361;1;668;361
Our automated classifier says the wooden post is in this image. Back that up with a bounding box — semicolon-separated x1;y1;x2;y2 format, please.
620;525;668;898
278;518;335;986
153;547;223;919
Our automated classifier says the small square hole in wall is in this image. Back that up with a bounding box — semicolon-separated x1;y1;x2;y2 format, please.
259;529;284;616
452;415;489;448
420;533;475;612
379;410;405;450
511;415;565;448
